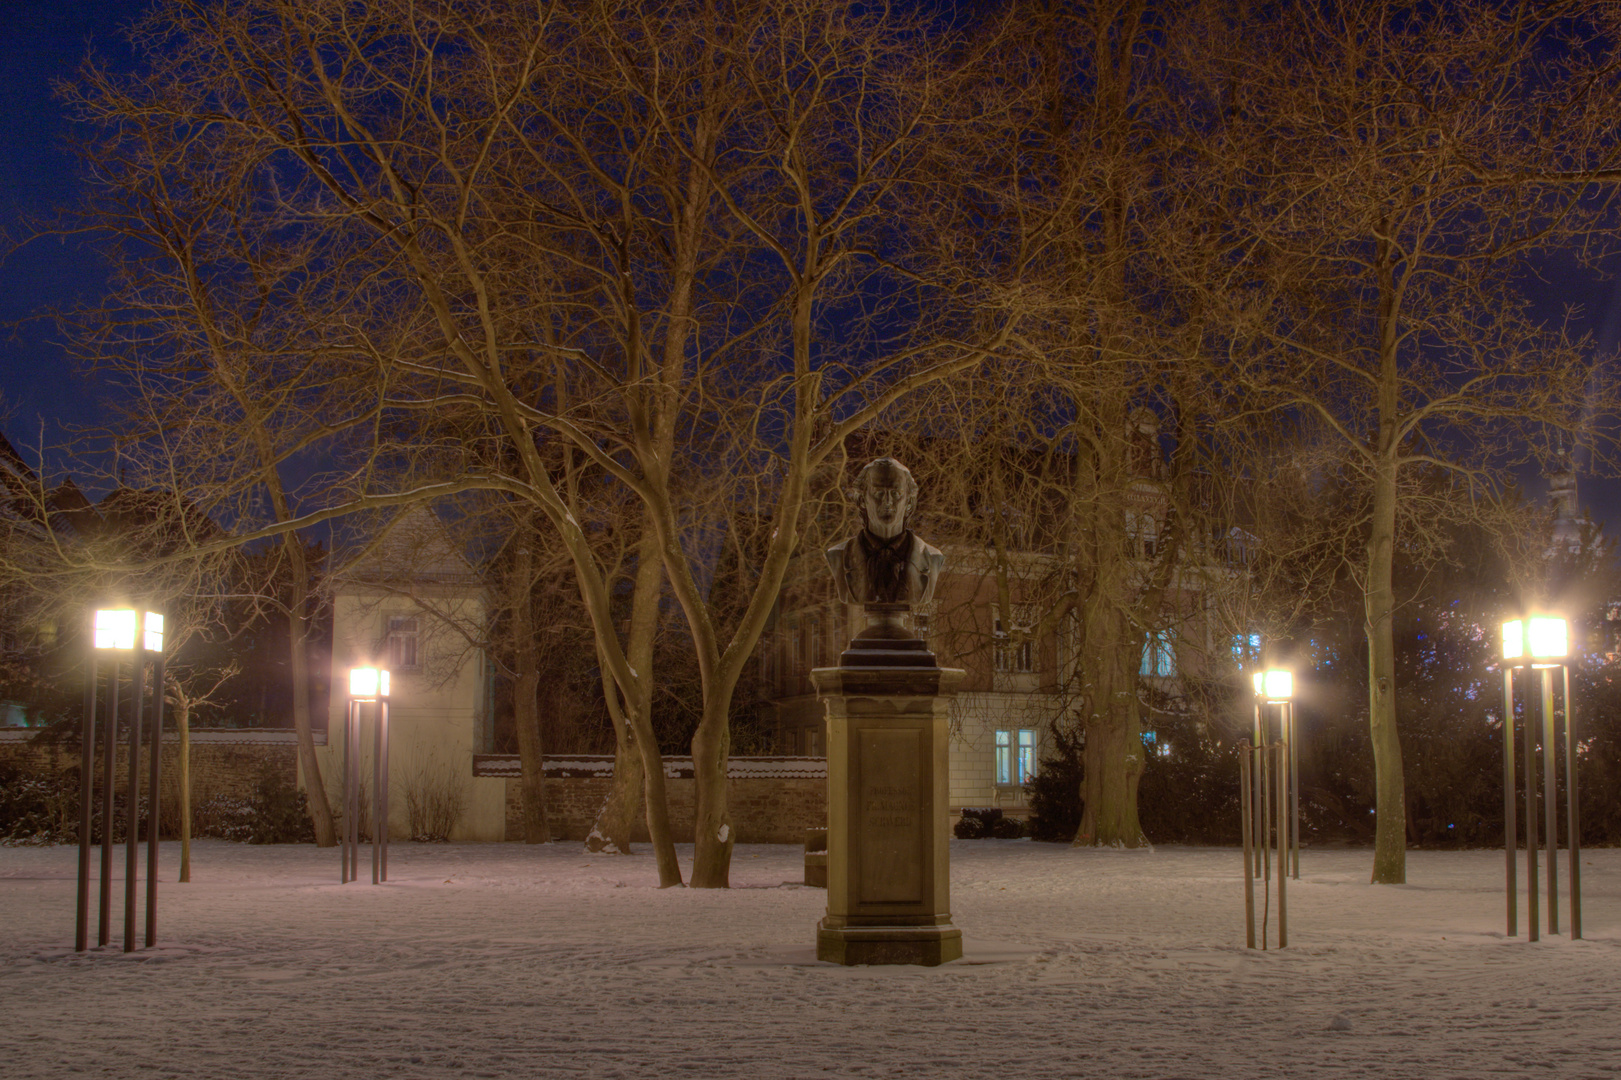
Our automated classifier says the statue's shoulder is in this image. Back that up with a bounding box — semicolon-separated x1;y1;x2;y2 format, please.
911;534;944;563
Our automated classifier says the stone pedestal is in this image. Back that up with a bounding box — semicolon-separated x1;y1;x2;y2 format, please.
811;605;964;966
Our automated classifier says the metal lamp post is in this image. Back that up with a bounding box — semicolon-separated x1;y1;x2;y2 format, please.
1499;615;1581;941
1250;669;1297;878
343;666;391;885
1240;667;1293;948
77;607;165;953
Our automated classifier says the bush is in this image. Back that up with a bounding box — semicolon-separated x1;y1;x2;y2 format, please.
192;792;259;842
247;766;316;844
0;757;160;846
0;759;80;845
989;814;1028;839
401;756;468;842
1027;726;1084;842
1136;716;1244;844
193;765;314;844
954;806;1000;839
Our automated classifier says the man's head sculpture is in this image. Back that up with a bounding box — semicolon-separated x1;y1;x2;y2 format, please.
854;457;918;541
827;457;943;608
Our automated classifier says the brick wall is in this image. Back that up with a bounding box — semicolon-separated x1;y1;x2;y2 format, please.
0;730;302;807
480;755;827;843
3;734;827;845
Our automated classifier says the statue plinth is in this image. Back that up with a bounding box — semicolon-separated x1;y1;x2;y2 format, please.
812;607;964;966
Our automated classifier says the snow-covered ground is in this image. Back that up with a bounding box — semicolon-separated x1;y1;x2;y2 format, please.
3;839;1618;1078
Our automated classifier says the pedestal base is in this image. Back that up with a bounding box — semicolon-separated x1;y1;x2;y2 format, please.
817;921;963;966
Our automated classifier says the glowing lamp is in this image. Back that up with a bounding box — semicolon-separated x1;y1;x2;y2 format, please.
1252;669;1293;701
348;666;390;700
94;609;163;652
94;609;136;650
1502;616;1567;666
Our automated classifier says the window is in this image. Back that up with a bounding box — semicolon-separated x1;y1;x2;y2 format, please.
1140;515;1158;559
1223;528;1251;566
994;607;1035;673
996;728;1038;785
387;616;419;670
785;631;801;692
913;612;931;643
1232;632;1262;665
809;618;824;670
1141;628;1176;678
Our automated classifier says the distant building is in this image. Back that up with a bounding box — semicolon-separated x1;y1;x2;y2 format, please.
312;506;505;841
1548;449;1594;555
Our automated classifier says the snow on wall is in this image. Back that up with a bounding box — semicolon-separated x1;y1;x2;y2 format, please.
495;763;827;845
471;754;827;780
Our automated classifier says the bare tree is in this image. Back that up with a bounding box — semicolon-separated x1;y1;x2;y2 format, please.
1194;0;1621;882
55;0;1034;889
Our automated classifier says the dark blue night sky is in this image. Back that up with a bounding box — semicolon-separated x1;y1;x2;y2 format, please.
1;0;149;450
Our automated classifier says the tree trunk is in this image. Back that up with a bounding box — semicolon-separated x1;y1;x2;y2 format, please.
624;528;681;885
513;542;549;844
1365;233;1407;885
176;691;192;883
587;731;644;853
1074;629;1148;848
1365;452;1405;883
584;523;680;882
689;697;734;888
286;537;337;847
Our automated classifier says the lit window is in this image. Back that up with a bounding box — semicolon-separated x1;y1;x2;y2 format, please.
1232;632;1261;664
387;616;419;670
1141;628;1177;678
996;728;1038;784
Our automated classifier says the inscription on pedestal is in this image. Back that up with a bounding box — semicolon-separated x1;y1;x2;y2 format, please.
857;728;923;904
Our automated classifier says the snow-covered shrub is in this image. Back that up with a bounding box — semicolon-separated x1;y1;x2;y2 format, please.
989;814;1028;839
954;807;999;839
192;793;259;842
192;766;313;844
0;759;79;844
245;766;315;844
953;807;1029;840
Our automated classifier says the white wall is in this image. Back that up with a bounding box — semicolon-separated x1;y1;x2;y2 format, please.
303;588;506;841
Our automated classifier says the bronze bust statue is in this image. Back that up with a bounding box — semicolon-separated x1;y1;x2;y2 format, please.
826;457;944;608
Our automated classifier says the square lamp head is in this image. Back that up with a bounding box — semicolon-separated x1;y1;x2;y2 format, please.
1502;616;1567;666
94;608;137;650
349;666;390;701
1252;669;1293;701
94;609;164;652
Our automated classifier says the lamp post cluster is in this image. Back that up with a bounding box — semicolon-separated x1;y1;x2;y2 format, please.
1240;666;1295;949
77;607;165;953
343;666;391;885
1251;669;1299;880
1499;615;1582;941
